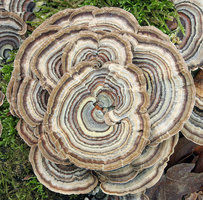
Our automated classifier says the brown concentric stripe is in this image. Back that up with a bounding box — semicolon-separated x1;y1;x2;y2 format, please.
43;62;149;171
96;164;139;184
33;123;43;138
2;0;35;21
6;76;14;111
0;34;20;59
132;134;179;170
88;76;122;108
173;0;203;70
177;12;192;50
66;118;144;170
16;119;38;146
29;145;98;195
48;50;63;80
133;52;173;118
133;52;177;143
3;0;32;12
37;89;49;112
92;7;139;33
6;26;60;117
68;94;117;142
97;134;178;187
38;6;139;34
20;0;35;13
38;131;70;165
196;96;203;110
194;70;203;110
7;26;59;104
13;26;60;79
102;72;134;117
44;159;88;180
48;69;126;144
62;31;132;73
178;10;202;62
181;106;203;145
0;10;26;60
0;10;27;35
47;66;123;142
31;25;90;92
8;77;22;117
61;65;144;140
19;11;35;22
38;6;96;28
100;133;178;196
121;31;195;144
17;77;49;127
101;160;168;196
61;31;101;70
138;26;170;41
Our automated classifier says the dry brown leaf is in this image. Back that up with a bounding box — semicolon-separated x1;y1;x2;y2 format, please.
146;163;203;200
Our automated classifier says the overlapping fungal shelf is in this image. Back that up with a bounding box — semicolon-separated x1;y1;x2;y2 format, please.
99;134;179;195
194;70;203;110
7;6;196;196
123;31;195;144
171;0;203;71
2;0;35;21
0;9;27;60
43;62;150;171
181;70;203;145
29;145;98;195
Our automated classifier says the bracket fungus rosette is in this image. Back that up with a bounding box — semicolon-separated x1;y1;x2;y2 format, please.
7;6;195;196
42;62;150;171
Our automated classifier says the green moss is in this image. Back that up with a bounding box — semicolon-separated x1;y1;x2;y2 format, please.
81;0;184;36
0;53;42;199
0;51;79;200
28;0;184;41
27;0;85;28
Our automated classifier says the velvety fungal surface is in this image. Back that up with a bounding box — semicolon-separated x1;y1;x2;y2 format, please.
0;9;27;60
171;0;203;71
7;6;196;196
1;0;35;21
181;70;203;145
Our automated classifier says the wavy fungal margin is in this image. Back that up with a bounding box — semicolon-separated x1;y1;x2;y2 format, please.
42;62;150;171
6;6;196;196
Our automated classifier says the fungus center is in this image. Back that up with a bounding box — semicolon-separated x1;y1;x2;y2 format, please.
94;91;116;121
86;53;110;68
81;90;117;133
